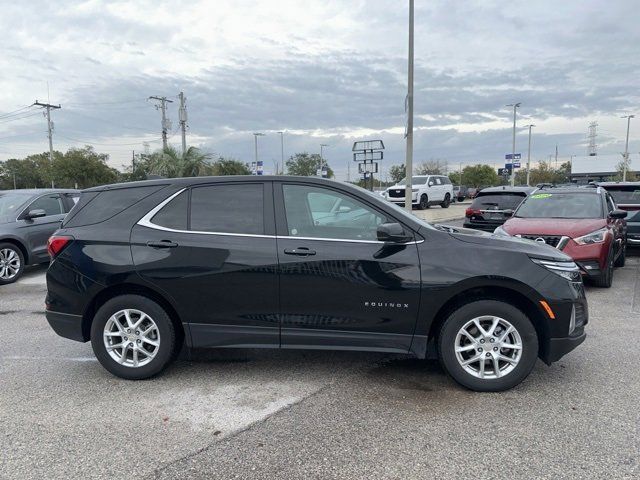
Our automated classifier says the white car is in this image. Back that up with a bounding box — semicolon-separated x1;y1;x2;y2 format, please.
382;175;454;209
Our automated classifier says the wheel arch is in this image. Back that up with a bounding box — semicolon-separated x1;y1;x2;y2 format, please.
426;282;549;357
81;283;185;346
0;237;30;264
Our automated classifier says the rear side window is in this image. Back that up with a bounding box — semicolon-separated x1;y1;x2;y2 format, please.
64;185;164;227
151;191;188;230
471;193;527;210
190;184;264;234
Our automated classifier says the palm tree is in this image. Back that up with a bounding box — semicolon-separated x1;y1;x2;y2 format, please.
147;146;214;178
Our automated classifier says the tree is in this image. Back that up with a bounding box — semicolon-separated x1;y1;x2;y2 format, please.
514;160;570;186
212;157;251;176
145;146;215;178
285;152;333;178
52;146;118;188
414;159;447;175
388;164;406;184
459;164;499;188
613;158;637;181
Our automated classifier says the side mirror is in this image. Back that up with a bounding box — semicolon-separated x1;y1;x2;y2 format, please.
26;209;46;219
609;209;627;219
377;223;412;243
503;209;514;217
338;205;352;213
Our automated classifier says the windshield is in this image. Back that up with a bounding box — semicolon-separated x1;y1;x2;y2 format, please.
604;186;640;205
398;177;429;186
471;193;527;210
515;192;603;219
0;192;31;216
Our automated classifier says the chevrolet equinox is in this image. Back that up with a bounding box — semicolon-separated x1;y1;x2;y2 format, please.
45;177;587;391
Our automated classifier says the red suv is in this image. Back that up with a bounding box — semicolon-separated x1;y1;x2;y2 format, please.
495;187;627;287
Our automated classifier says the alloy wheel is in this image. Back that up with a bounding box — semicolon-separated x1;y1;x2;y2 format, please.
454;315;523;379
0;248;21;281
103;309;161;368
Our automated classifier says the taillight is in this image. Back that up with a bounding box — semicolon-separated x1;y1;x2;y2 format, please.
47;235;74;258
465;208;480;217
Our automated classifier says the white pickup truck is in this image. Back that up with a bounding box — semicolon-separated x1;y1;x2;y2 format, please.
382;175;454;209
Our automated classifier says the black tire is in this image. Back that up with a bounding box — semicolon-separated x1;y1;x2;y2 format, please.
441;193;451;208
614;240;626;267
457;196;465;203
0;242;25;285
417;194;429;210
438;300;539;392
91;295;177;380
594;247;614;288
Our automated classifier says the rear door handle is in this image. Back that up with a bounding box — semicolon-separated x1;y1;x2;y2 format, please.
146;240;178;249
284;247;316;256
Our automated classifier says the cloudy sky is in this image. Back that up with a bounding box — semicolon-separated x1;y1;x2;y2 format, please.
0;0;638;180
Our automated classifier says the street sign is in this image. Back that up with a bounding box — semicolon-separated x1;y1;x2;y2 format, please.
353;151;383;162
358;162;378;174
505;162;521;169
505;153;521;160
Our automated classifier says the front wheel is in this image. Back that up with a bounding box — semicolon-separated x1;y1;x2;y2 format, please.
594;247;614;288
438;300;539;392
417;194;429;210
91;295;178;380
614;240;626;267
0;243;25;285
441;194;451;208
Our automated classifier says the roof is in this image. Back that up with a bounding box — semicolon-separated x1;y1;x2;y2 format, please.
477;186;537;194
0;188;79;194
595;181;640;187
535;186;602;194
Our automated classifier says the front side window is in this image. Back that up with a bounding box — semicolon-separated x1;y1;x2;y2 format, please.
190;184;264;234
515;192;603;219
28;195;63;216
282;184;387;241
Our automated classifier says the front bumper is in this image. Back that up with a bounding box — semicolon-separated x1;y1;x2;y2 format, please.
544;330;586;363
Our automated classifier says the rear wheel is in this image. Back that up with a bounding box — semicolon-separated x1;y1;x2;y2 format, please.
594;247;614;288
417;194;429;210
438;300;538;392
441;194;451;208
91;295;177;380
0;243;25;285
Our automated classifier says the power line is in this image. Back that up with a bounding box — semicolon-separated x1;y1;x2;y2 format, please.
0;105;34;119
0;111;42;125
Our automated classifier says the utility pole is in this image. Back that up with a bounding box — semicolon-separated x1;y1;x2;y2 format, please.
524;124;535;186
404;0;414;213
506;103;520;187
149;96;173;150
178;92;188;155
622;115;635;182
253;133;265;174
33;100;61;178
320;144;329;178
555;144;558;169
570;155;576;182
277;131;285;175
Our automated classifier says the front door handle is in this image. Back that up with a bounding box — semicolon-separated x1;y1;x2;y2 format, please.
147;240;178;249
284;247;316;256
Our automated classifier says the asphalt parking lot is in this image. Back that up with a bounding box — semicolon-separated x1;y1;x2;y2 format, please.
1;233;639;479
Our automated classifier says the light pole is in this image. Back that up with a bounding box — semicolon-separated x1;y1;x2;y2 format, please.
506;103;521;187
570;155;576;183
404;0;414;213
277;131;285;175
320;144;329;177
622;115;635;182
253;132;265;174
524;124;535;186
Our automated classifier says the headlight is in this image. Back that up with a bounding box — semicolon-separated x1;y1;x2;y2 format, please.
531;258;581;281
493;226;510;236
574;227;607;245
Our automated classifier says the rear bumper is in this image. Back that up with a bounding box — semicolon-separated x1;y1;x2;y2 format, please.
463;220;502;232
45;311;86;342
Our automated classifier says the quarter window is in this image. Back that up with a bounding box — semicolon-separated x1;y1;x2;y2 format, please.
152;191;189;230
282;184;387;241
190;184;264;234
27;195;63;216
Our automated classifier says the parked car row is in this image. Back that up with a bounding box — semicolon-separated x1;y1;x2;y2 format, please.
461;182;638;288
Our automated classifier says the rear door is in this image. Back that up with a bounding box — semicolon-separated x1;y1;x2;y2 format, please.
275;181;421;352
16;193;66;262
131;181;280;348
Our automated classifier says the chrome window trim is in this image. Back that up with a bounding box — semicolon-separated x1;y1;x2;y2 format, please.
137;188;423;245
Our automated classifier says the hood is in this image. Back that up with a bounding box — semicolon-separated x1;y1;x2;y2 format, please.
451;229;571;262
0;215;13;225
502;217;606;238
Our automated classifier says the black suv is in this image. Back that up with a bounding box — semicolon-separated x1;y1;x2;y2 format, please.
46;177;587;391
464;186;536;232
0;189;79;284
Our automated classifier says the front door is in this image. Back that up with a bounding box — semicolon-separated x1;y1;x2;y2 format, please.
131;182;279;348
275;182;421;352
16;193;66;262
